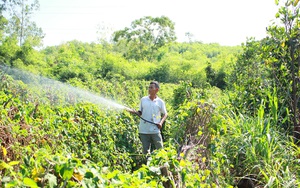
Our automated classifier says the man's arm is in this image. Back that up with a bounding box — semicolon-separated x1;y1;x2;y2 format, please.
157;113;168;129
126;108;142;116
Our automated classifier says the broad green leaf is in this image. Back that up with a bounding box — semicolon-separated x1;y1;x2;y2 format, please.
106;170;119;179
61;166;74;180
179;159;186;167
84;171;94;178
0;161;10;170
23;177;38;188
3;180;18;188
45;173;57;188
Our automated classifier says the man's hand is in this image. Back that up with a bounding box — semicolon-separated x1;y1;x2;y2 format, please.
125;108;140;116
125;108;136;113
156;122;162;129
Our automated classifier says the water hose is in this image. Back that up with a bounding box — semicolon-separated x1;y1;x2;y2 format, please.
125;107;158;125
138;115;159;125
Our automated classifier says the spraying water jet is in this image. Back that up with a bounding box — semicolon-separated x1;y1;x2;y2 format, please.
1;65;161;126
0;65;128;111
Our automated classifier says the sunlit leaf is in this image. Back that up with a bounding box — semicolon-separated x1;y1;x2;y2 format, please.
32;167;45;178
2;146;7;157
106;170;119;179
73;172;84;181
180;152;184;157
23;177;38;188
149;166;160;174
161;176;168;182
0;161;10;170
3;180;18;188
204;169;210;176
8;161;20;166
198;130;203;136
2;176;11;182
179;159;186;167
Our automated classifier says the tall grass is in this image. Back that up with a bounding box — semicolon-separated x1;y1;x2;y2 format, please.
210;90;300;187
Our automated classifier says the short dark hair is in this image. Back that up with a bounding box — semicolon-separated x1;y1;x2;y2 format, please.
150;81;160;89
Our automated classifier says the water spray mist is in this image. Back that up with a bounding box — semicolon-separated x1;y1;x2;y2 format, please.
0;65;128;110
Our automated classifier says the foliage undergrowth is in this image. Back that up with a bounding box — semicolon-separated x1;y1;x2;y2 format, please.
209;90;300;187
1;66;300;187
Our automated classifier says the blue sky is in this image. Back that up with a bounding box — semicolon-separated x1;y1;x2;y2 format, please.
31;0;279;47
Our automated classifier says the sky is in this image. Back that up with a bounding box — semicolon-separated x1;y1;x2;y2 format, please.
31;0;279;47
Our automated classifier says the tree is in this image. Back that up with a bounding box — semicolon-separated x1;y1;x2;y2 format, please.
228;39;271;115
185;32;194;43
5;0;44;46
112;16;176;61
145;63;171;83
264;0;300;143
205;62;215;86
205;62;227;90
230;0;300;143
0;0;9;41
0;0;9;13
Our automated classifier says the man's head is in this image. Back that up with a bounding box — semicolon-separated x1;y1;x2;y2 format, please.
150;81;160;89
148;81;160;96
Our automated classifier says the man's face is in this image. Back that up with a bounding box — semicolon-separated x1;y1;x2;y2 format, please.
148;83;158;95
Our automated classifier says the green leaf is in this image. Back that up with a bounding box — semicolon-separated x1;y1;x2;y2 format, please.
8;161;20;166
82;178;94;187
149;166;161;174
23;177;38;188
2;176;11;182
0;161;9;170
45;173;57;188
275;0;279;5
84;171;94;178
138;171;144;179
61;166;74;180
2;146;7;157
3;180;18;188
106;170;119;179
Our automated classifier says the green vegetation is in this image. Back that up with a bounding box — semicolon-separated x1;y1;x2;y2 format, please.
0;0;300;187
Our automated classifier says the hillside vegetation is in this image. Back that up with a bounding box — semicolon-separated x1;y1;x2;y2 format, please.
1;0;300;187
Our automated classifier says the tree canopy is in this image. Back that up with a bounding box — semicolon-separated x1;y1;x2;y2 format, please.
113;16;176;61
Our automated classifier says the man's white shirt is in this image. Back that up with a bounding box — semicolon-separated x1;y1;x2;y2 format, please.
138;96;167;134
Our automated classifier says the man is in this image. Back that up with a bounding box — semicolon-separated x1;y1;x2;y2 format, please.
127;81;168;154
